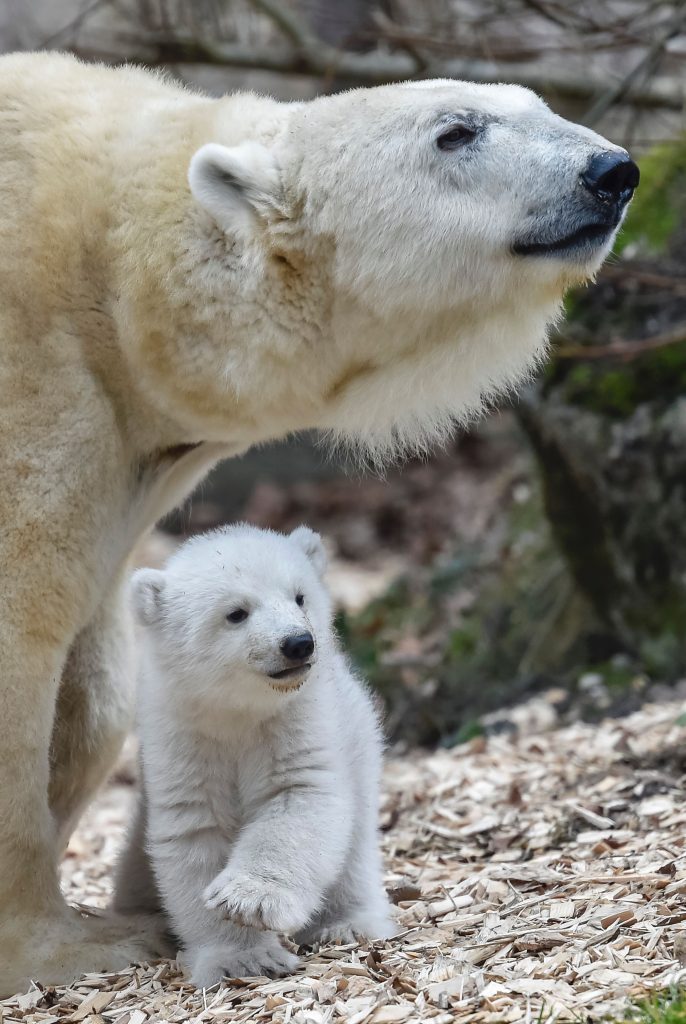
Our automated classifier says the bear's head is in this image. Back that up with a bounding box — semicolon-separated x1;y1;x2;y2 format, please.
143;80;637;463
131;525;332;718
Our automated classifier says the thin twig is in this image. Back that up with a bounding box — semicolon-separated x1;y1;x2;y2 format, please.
554;322;686;362
246;0;320;54
41;0;112;48
600;265;686;293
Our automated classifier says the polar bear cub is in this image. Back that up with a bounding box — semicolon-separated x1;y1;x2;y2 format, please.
116;524;393;986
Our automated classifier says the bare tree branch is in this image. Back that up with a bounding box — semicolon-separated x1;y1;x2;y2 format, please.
584;5;686;125
65;32;686;112
601;265;686;293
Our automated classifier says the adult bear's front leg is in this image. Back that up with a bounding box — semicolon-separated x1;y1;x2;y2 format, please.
0;592;168;997
0;382;173;995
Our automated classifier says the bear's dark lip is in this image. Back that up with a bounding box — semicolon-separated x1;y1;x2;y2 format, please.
512;219;616;258
268;664;312;681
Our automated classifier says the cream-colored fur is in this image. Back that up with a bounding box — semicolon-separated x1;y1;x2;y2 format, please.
0;51;628;995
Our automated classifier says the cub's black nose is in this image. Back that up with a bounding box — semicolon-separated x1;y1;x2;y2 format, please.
581;151;640;204
281;631;315;661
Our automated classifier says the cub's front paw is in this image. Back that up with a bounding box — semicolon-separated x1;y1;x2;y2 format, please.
204;870;309;933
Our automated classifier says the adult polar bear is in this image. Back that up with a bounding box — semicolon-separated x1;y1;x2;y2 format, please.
0;50;637;993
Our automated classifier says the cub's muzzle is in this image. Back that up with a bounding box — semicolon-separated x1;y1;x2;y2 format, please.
268;630;316;688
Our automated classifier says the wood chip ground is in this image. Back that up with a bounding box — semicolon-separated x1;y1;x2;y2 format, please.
4;697;686;1023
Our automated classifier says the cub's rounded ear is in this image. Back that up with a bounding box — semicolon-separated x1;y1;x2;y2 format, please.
188;141;283;237
290;526;327;577
130;569;167;626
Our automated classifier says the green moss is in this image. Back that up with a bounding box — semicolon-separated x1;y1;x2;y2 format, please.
554;341;686;419
447;626;478;659
586;659;636;692
562;365;638;417
638;632;684;679
618;140;686;254
442;719;485;747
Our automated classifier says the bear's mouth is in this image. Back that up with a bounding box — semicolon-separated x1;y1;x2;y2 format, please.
268;664;312;691
269;664;312;680
513;206;626;256
512;220;616;258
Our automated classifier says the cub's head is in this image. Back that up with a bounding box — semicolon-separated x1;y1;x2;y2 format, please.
131;525;331;717
184;80;637;460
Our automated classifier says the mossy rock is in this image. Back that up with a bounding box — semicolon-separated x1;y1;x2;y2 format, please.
617;138;686;255
516;136;686;680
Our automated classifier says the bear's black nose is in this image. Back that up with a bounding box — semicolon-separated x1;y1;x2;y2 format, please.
581;151;639;205
280;632;315;661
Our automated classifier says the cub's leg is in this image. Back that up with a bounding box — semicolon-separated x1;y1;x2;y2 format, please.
112;794;163;916
49;581;134;849
204;773;349;935
295;836;394;946
294;737;393;946
137;802;298;985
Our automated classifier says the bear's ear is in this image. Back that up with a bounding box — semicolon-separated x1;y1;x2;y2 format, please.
130;569;167;626
188;141;283;237
290;526;327;577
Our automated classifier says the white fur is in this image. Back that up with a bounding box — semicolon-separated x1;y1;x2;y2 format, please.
115;525;393;987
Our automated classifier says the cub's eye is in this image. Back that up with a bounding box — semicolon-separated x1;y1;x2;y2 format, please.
436;124;478;151
295;594;305;607
227;608;248;624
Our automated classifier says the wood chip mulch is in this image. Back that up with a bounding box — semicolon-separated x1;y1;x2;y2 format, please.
3;697;686;1023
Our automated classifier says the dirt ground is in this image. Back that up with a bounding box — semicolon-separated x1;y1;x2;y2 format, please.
3;696;686;1024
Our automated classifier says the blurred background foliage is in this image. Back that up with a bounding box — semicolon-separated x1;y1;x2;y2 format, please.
4;0;686;745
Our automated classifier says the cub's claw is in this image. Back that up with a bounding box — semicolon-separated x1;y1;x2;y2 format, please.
204;870;309;933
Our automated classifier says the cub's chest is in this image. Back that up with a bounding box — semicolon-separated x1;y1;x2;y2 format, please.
202;743;279;837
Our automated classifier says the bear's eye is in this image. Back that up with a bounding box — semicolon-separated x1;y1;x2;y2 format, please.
226;608;248;624
295;594;305;607
436;123;478;151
